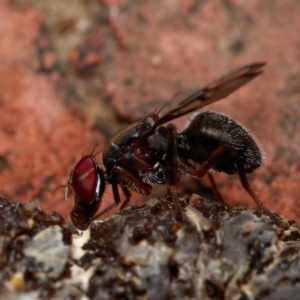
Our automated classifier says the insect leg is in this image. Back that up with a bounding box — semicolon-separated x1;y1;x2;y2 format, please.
165;124;183;221
182;145;226;178
119;186;132;210
112;165;152;196
91;182;121;220
112;181;121;205
91;202;118;221
92;166;151;219
207;173;226;204
235;156;282;227
178;144;227;204
92;170;151;220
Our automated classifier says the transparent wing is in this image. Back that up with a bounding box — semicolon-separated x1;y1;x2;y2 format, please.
155;62;265;127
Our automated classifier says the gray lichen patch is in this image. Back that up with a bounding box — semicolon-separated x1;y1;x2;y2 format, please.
23;225;69;278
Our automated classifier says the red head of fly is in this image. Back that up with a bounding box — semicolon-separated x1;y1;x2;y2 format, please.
66;149;106;230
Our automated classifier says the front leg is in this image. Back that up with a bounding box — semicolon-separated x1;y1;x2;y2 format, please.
112;164;152;196
92;166;152;221
119;186;132;210
91;182;121;221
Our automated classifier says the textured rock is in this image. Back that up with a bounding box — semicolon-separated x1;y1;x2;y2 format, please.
0;0;299;225
1;195;300;299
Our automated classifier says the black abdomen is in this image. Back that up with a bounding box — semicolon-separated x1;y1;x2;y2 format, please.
177;111;262;175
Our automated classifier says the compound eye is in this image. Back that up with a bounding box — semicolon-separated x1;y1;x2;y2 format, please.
71;155;105;205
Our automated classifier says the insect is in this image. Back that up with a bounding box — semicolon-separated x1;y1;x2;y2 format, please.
65;62;281;230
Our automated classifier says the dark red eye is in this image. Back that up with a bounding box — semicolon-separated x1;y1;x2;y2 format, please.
68;154;106;229
71;155;105;205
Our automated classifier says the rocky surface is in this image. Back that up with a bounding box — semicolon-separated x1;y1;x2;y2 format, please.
0;0;299;223
1;195;300;300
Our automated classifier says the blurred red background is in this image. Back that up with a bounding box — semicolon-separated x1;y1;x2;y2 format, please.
0;0;299;222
